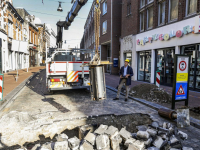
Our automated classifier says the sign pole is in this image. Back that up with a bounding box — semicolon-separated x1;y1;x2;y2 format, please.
172;54;190;109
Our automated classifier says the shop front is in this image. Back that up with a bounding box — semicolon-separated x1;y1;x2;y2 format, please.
181;44;200;91
156;48;175;86
136;15;200;88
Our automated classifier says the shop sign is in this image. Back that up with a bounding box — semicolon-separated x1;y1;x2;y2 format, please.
137;25;196;46
172;55;190;109
113;58;118;67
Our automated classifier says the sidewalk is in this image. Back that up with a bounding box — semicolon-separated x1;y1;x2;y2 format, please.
105;74;200;109
3;66;45;98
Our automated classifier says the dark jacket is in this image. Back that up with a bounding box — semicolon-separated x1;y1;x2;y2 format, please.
119;65;133;86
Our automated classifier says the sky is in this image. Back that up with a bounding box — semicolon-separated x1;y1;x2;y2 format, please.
13;0;93;48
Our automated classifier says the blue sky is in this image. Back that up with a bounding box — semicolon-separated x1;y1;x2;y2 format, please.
13;0;93;48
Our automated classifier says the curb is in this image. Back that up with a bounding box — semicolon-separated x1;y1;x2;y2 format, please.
0;69;45;112
106;85;200;129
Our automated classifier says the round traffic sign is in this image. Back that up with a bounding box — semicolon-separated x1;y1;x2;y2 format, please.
179;61;187;71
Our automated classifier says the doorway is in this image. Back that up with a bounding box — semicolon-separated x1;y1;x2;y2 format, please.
138;51;151;82
156;48;175;86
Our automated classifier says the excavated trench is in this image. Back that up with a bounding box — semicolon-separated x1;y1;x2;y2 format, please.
1;113;153;150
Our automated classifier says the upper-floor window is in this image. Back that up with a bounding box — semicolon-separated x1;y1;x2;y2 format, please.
169;0;178;21
102;1;107;15
186;0;197;16
15;22;18;28
29;30;31;42
147;7;153;29
140;11;144;31
24;28;27;35
158;1;165;25
147;0;153;4
8;21;13;38
140;0;145;8
102;20;107;34
127;1;131;15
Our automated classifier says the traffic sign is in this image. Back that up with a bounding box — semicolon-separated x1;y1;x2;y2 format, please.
172;55;190;109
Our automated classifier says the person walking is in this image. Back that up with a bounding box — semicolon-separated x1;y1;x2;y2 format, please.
113;59;133;101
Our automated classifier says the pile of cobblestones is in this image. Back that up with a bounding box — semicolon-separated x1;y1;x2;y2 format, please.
129;84;172;103
16;121;193;150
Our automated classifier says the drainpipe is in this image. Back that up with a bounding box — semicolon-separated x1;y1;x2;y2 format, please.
110;0;113;74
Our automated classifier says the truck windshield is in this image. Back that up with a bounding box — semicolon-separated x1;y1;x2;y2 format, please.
52;51;92;61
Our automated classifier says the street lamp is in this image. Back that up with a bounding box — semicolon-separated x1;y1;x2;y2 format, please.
57;2;63;12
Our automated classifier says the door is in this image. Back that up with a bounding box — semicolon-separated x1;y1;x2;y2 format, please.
156;48;175;86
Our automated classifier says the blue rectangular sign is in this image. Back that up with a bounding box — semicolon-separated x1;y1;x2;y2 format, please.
175;82;188;100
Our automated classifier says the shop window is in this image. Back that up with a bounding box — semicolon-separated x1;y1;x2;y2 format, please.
102;20;107;35
158;1;165;25
138;51;151;82
169;0;178;21
102;1;107;15
147;6;153;29
140;0;145;8
127;0;131;15
140;12;144;31
186;0;197;16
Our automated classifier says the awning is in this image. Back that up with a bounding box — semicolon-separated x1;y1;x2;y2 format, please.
11;40;29;54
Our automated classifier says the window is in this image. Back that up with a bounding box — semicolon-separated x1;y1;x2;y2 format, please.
169;0;178;21
186;0;197;16
147;7;153;29
158;1;165;25
140;0;145;8
102;1;107;15
140;12;144;31
29;31;31;42
102;21;107;34
8;22;13;38
127;1;131;15
147;0;153;4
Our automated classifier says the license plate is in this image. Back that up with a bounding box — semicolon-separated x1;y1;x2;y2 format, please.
51;82;63;85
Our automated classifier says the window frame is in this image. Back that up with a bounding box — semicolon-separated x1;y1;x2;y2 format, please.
102;20;107;35
127;1;131;16
147;0;154;4
102;1;107;15
147;6;153;29
185;0;197;17
140;0;145;8
168;0;178;22
140;11;144;32
158;1;166;26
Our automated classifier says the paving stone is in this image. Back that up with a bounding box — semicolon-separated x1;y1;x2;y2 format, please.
110;136;121;150
182;147;193;150
84;132;96;145
31;144;41;150
152;136;164;149
177;131;188;140
68;136;80;150
129;140;145;150
56;133;68;142
136;125;148;131
94;124;108;135
80;141;94;150
144;137;152;146
41;142;54;150
96;134;110;150
124;138;136;147
119;128;132;141
104;125;119;137
79;125;96;139
170;135;179;144
147;147;159;150
136;131;150;139
54;141;68;150
151;122;159;129
146;128;157;137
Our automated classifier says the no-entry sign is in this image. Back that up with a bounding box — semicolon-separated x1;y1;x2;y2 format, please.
172;55;190;109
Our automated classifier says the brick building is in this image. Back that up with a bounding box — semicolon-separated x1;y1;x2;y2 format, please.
81;0;122;74
120;0;200;91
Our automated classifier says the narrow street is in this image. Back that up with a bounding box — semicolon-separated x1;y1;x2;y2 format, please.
0;69;200;149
